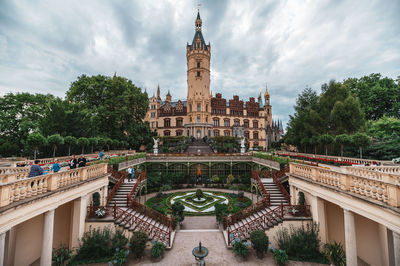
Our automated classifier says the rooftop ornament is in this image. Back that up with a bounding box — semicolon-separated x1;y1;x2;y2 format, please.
192;241;209;265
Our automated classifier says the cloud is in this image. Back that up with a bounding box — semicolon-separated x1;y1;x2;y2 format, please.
0;0;399;127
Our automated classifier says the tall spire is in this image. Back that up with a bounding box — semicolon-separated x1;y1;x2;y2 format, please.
157;84;161;101
195;10;202;32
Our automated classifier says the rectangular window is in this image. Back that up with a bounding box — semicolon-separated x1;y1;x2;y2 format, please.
213;119;219;126
234;120;240;126
253;121;258;128
197;62;200;68
244;121;249;128
176;119;183;127
253;132;259;139
151;105;156;109
197;71;200;77
197;103;201;112
224;131;230;136
151;112;156;118
214;130;220;136
176;131;182;136
197;116;200;122
224;120;230;127
151;122;154;128
164;119;170;127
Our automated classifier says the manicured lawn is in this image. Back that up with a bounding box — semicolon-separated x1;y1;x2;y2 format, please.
145;190;252;216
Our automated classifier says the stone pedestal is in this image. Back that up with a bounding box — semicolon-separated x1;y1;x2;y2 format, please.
154;148;158;155
240;147;245;155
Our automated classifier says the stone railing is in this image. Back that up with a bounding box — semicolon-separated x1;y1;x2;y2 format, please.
290;163;400;207
0;163;108;208
117;157;146;171
146;154;253;162
0;167;30;175
278;151;392;166
252;157;281;170
355;166;400;175
11;150;133;167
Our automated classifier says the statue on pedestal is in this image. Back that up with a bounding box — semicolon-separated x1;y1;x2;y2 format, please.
153;138;159;155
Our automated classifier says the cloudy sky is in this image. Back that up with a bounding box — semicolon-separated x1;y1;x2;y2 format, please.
1;0;399;126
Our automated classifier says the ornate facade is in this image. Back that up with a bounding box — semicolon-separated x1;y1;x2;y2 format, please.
144;11;283;149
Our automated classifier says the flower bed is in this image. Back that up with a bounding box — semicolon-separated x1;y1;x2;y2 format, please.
280;154;356;166
145;191;252;216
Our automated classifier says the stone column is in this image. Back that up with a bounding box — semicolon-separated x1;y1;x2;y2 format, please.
289;185;295;205
0;232;6;266
378;224;389;266
343;209;357;266
394;231;400;266
101;186;108;206
311;195;327;243
70;195;88;249
40;209;55;266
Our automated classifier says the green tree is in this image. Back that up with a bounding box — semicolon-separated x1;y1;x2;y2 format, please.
64;136;77;156
250;230;269;259
112;139;120;149
300;137;310;153
368;116;400;139
77;137;89;154
47;134;64;159
335;134;351;157
105;137;112;151
352;133;371;159
310;135;319;155
26;133;47;159
318;134;334;156
97;137;106;150
88;137;98;153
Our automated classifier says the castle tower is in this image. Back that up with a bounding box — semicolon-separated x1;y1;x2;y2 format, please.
264;85;272;127
186;10;212;138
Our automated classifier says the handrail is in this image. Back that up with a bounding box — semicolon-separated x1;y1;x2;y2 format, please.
106;166;128;205
126;170;147;206
223;198;269;229
128;196;174;230
227;204;311;245
260;166;290;203
251;170;270;204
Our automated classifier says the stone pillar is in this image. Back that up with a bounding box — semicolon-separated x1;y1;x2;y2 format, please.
311;196;327;243
0;232;6;266
101;186;108;206
40;209;55;266
289;185;295;205
378;224;389;266
4;227;16;266
343;209;357;266
70;195;88;249
394;231;400;266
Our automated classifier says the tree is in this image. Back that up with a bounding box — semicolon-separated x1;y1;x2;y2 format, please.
88;137;98;153
47;134;64;159
318;134;334;156
112;139;120;149
64;136;77;156
335;134;351;157
97;137;106;151
300;137;310;153
77;137;89;154
368;116;400;139
352;133;371;159
26;133;47;159
105;137;112;151
310;135;319;155
227;174;235;193
171;201;185;224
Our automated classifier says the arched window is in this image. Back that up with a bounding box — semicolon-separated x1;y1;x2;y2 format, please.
176;130;183;136
244;131;250;139
234;119;240;126
253;121;258;128
213;118;220;126
176;118;183;127
224;119;230;127
244;119;249;128
213;130;220;136
253;131;259;140
164;130;171;136
224;130;230;136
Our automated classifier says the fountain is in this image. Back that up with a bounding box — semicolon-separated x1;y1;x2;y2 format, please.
192;241;209;266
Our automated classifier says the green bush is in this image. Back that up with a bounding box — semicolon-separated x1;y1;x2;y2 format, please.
233;241;249;259
275;223;327;263
298;191;305;205
151;242;165;259
273;249;289;266
172;201;185;224
215;203;229;223
250;230;269;259
71;227;127;264
324;241;346;266
196;189;203;199
92;192;101;207
52;244;72;266
238;191;244;199
110;248;129;266
130;231;148;258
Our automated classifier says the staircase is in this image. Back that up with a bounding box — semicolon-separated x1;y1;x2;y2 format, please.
113;207;173;247
262;178;288;205
186;138;213;153
227;205;283;245
109;180;136;207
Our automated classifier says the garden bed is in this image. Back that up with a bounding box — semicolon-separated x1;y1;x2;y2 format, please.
145;190;252;216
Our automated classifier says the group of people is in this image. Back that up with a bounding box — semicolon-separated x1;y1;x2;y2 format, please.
127;166;135;182
28;154;88;178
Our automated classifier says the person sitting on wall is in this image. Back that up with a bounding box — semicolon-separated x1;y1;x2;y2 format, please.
78;154;87;168
28;159;44;178
51;160;61;173
70;155;78;169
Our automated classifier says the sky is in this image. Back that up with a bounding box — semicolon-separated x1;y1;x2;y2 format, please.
1;0;399;126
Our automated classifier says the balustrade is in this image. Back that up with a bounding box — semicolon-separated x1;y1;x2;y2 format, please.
0;163;107;208
290;163;400;207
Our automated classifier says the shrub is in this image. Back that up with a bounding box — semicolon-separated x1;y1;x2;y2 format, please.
172;201;185;224
52;244;72;266
273;249;289;266
111;229;128;251
151;242;165;259
298;191;305;205
93;192;101;207
71;227;115;263
160;184;172;191
215;203;229;223
250;230;269;259
110;248;129;266
233;241;249;259
196;189;203;199
130;231;148;258
275;223;327;263
324;241;346;266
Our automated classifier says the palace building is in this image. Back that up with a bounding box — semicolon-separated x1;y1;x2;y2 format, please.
144;11;283;149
